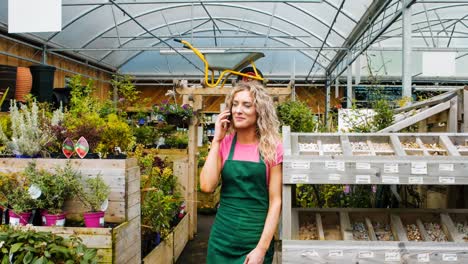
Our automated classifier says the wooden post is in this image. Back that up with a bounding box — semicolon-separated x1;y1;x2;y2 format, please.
448;96;458;132
464;87;468;132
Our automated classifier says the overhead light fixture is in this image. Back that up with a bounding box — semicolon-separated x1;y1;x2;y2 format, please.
160;48;226;55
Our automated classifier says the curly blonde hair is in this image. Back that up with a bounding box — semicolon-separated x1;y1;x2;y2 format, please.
225;82;281;165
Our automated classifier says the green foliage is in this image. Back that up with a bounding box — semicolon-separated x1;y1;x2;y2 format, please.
372;99;394;131
68;75;100;117
77;175;111;213
0;172;36;214
277;100;316;132
133;126;155;147
26;162;81;215
153;100;194;123
0;100;54;156
0;225;97;264
96;113;136;156
111;74;141;112
296;184;374;208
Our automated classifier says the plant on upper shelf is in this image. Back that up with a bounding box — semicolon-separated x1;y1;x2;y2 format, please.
94;113;136;158
77;175;111;213
26;162;81;216
0;225;98;264
0;100;55;157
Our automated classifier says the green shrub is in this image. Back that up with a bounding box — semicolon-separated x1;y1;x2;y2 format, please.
277;100;315;132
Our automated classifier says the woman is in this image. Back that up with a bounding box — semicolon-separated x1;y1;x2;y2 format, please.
200;81;283;264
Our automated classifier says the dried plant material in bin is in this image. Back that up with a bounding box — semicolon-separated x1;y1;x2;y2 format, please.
406;224;423;241
372;143;393;152
373;222;394;241
299;222;318;240
322;144;341;152
402;142;420;149
353;222;369;241
350;142;370;151
299;143;319;152
455;222;468;241
424;222;447;242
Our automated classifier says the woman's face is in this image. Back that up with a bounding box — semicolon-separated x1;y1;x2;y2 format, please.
231;90;257;129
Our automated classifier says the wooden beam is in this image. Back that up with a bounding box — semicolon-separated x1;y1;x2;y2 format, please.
339;212;353;241
390;214;408;241
439;135;460;156
440;213;464;242
464;87;468;132
365;217;377;241
176;87;291;96
394;88;461;114
379;101;451;132
316;213;325;241
448;97;458;132
416;219;431;242
282;185;292;240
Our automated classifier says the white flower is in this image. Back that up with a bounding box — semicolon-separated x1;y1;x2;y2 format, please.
0;241;4;248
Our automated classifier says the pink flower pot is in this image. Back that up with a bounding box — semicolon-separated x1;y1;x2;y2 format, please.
44;213;66;227
83;211;105;228
9;211;32;226
41;210;48;225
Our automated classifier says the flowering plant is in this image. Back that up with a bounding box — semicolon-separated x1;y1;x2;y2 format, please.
152;100;194;123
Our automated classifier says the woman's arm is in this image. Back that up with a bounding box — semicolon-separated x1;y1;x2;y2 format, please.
244;163;282;264
200;110;231;193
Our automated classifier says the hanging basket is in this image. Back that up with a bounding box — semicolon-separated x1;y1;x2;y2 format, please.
165;114;190;127
15;67;32;102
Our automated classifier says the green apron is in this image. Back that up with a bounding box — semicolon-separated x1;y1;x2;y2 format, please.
207;134;274;264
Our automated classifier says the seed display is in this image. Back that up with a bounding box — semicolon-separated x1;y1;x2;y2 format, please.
353;222;369;241
423;143;443;150
406;224;423;241
372;143;393;152
424;222;447;242
455;222;468;241
350;142;370;151
402;142;420;149
373;222;394;241
299;222;318;240
299;143;319;152
323;144;342;152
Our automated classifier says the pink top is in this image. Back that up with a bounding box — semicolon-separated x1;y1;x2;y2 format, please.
219;133;283;185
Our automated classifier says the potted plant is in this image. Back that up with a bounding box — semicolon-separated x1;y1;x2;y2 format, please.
173;131;189;149
77;175;111;228
152;100;194;127
95;113;136;158
0;171;36;226
277;100;317;133
26;162;81;226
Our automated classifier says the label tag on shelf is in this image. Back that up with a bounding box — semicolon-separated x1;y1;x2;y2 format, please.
356;175;371;184
325;161;345;171
411;162;427;174
417;253;430;262
328;174;341;181
384;163;399;174
291;162;310;169
442;253;457;262
328;250;343;257
358;251;374;258
385;252;401;261
409;177;424;184
291;174;309;183
356;162;371;170
439;163;454;172
382;175;400;184
439;177;455;184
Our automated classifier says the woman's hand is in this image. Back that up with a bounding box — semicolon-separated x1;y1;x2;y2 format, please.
213;109;231;143
243;247;266;264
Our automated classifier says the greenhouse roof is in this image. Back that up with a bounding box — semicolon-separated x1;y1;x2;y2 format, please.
1;0;468;81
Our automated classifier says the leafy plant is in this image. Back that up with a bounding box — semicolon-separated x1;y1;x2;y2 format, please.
96;113;136;157
277;100;316;132
133;126;155;147
77;175;111;213
110;74;140;112
0;225;97;264
0;172;36;214
26;162;81;215
0;100;54;157
152;100;194;123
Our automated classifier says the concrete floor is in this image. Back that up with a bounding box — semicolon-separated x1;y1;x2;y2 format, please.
176;212;215;264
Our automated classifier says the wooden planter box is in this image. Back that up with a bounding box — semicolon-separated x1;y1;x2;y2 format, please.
1;158;141;264
142;213;190;264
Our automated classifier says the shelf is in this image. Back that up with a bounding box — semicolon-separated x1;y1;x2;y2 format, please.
282;208;468;264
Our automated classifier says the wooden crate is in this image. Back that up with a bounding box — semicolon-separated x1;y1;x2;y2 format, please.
142;214;190;264
1;158;141;264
